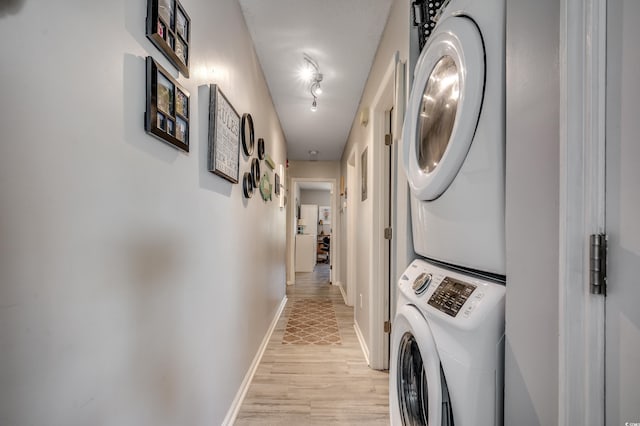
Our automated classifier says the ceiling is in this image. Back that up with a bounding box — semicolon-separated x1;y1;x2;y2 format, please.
298;181;332;191
238;0;393;161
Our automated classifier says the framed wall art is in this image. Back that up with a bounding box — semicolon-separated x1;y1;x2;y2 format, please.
257;138;265;160
361;146;368;201
208;84;240;183
250;158;261;187
146;0;191;77
319;205;331;225
145;56;190;152
242;172;254;199
241;113;255;156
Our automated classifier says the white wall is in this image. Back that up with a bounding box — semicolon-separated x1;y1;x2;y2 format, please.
505;0;560;424
340;0;410;360
0;1;286;424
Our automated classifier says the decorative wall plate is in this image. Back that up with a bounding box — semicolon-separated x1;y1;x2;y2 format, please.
259;172;272;201
251;158;261;187
264;154;276;170
241;113;254;156
242;172;254;198
257;138;265;160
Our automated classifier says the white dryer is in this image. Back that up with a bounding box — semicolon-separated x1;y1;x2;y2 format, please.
402;0;506;276
390;259;505;425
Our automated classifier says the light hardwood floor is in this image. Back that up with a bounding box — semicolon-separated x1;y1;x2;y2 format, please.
235;264;390;425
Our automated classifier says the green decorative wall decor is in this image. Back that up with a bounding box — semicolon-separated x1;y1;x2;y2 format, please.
264;154;276;170
259;172;272;201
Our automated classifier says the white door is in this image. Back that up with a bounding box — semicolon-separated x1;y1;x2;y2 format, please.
605;0;640;423
390;304;449;426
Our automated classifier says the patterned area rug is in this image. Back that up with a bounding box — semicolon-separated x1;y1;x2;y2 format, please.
282;299;342;345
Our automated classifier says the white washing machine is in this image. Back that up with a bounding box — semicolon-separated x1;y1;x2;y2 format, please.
390;259;505;425
402;0;506;276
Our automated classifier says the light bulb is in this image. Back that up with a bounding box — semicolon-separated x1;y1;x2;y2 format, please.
311;82;323;97
299;66;313;82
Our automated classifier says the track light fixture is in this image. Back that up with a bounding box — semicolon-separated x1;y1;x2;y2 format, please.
302;54;323;111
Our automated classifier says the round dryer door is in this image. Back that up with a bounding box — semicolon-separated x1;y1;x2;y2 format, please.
403;15;485;201
390;304;454;425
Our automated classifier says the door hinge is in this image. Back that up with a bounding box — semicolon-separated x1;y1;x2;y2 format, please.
384;227;392;240
384;321;392;334
385;133;393;146
589;234;607;296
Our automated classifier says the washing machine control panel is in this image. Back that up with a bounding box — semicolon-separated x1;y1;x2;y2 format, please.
428;277;476;317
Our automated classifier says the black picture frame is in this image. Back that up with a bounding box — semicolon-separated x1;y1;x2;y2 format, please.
241;113;255;156
208;84;240;183
274;173;280;196
243;172;254;198
361;146;368;201
257;138;265;160
251;158;261;187
145;56;190;152
146;0;191;77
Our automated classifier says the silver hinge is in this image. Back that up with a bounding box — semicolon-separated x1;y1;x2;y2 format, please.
384;227;392;240
589;234;607;296
385;134;393;146
384;321;392;334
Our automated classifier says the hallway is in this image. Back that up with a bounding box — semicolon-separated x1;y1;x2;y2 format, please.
235;265;389;425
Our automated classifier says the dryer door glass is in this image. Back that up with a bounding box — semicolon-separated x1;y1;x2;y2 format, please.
402;16;484;201
397;332;429;425
418;55;459;174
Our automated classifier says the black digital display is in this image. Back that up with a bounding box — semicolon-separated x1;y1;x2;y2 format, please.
427;277;476;317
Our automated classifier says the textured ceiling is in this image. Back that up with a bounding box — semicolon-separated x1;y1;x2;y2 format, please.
238;0;393;161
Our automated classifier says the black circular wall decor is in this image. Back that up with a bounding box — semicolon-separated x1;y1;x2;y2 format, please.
257;138;265;160
242;172;254;198
251;158;261;187
241;113;255;156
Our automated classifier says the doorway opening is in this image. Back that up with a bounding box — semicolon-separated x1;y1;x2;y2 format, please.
287;178;338;287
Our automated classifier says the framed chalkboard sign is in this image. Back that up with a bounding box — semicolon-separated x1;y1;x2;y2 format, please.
145;56;189;152
208;84;240;183
146;0;191;77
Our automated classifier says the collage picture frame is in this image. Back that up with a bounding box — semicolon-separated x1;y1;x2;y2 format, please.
146;0;191;77
145;56;190;152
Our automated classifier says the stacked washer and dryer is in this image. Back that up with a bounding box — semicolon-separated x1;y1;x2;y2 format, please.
390;0;506;424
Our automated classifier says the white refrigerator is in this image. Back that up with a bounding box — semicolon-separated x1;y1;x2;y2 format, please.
299;204;318;237
295;204;318;272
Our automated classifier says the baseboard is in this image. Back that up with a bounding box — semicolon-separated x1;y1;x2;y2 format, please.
222;296;288;426
335;281;348;305
353;320;370;366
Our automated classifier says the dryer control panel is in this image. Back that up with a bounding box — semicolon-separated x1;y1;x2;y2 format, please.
428;277;476;317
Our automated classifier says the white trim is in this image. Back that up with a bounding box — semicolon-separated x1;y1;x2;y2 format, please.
353;320;370;366
346;154;357;307
222;296;288;426
286;280;294;286
369;52;399;371
558;0;606;424
335;281;348;305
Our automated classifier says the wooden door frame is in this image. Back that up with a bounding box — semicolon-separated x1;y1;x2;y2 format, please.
558;0;606;423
